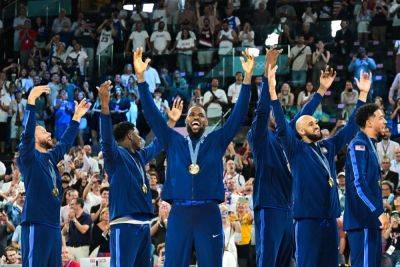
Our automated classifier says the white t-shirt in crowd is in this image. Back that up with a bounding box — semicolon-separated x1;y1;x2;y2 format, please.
176;37;196;55
150;30;171;54
290;45;312;71
239;31;255;48
82;155;100;173
0;90;11;123
218;29;234;55
203;89;228;118
97;29;114;55
176;30;196;41
144;67;161;93
84;191;101;213
1;181;24;193
129;30;149;52
227;83;242;104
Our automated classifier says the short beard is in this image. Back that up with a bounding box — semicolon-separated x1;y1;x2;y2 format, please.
307;133;322;142
186;125;205;139
40;140;54;150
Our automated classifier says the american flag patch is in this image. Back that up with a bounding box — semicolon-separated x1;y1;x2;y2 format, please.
355;145;365;151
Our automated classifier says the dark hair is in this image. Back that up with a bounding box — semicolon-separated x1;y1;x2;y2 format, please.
76;198;85;208
355;103;380;128
113;122;135;142
100;187;109;195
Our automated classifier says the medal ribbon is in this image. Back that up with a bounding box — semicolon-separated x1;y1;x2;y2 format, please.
186;134;207;167
48;159;58;190
310;143;333;184
121;147;146;190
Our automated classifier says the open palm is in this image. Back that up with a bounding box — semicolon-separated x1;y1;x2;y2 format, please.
355;70;372;93
74;99;91;118
319;66;337;91
133;47;151;75
240;49;256;74
166;98;184;122
96;80;113;104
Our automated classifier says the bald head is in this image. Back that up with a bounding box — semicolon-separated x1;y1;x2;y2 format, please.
295;115;322;143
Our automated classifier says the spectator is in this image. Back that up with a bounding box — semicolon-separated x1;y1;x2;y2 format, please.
378;127;400;162
355;1;372;47
151;201;170;250
382;157;400;189
83;174;102;213
389;73;400;106
297;82;314;109
149;172;160;202
190;87;204;107
68;43;88;77
82;145;99;174
151;0;168;31
59;22;74;48
337;172;346;213
348;47;376;81
120;64;135;88
52;9;71;34
302;6;318;24
13;7;27;53
311;41;330;88
0;18;3;66
0;86;11;154
382;181;395;211
19;19;37;66
371;5;388;45
63;198;92;260
61;188;79;226
224;159;245;189
218;20;238;57
0;212;15;257
169;70;189;101
235;198;253;267
174;29;196;75
227;72;243;105
61;246;80;267
288;35;312;88
177;4;197;30
89;207;110;257
150;21;171;58
238;23;255;48
126;21;150;53
300;22;316;47
153;88;170;120
197;17;215;70
278;24;295;47
96;19;116;77
53;89;74;140
154;243;166;267
196;2;219;34
396;40;400;74
253;2;271;27
126;92;138;125
89;186;108;224
220;204;241;267
11;225;21;251
278;83;295;111
340;80;359;120
110;87;130;125
4;190;24;227
73;15;96;77
391;148;400;174
3;246;20;265
131;3;149;26
334;20;353;63
144;63;161;94
9;90;25;152
203;78;228;124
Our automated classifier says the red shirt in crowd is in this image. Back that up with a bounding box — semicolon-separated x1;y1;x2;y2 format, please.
19;29;37;50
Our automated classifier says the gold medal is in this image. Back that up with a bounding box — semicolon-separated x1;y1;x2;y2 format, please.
142;184;148;194
189;164;200;175
328;177;334;188
52;187;59;197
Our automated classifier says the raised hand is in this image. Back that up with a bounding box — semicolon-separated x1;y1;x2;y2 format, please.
355;70;372;93
267;64;278;101
96;80;113;105
133;47;151;82
319;66;337;94
240;48;256;76
265;46;282;76
73;98;91;121
28;85;50;105
166;97;184;123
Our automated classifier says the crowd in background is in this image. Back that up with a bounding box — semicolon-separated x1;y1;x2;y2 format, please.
1;0;400;266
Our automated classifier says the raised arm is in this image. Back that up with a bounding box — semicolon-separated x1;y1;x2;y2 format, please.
141;98;184;163
290;66;337;128
219;49;254;147
134;48;172;148
248;47;281;147
268;65;299;159
17;86;50;166
98;80;119;163
49;99;91;162
324;70;370;152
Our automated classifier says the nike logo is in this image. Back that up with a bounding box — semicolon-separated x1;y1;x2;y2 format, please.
212;234;220;238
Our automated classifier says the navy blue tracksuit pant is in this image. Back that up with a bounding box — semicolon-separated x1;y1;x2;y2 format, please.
254;208;294;267
295;218;338;267
165;201;223;267
110;223;151;267
21;223;61;267
348;228;381;267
